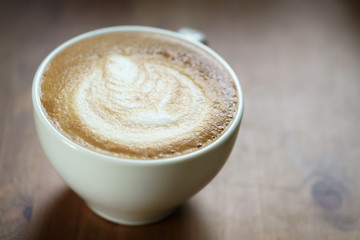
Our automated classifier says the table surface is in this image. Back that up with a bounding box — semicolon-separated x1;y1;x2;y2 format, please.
1;0;360;239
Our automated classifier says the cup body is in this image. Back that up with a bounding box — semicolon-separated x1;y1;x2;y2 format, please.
32;26;244;225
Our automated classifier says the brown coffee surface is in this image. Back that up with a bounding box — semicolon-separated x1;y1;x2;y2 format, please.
40;32;237;160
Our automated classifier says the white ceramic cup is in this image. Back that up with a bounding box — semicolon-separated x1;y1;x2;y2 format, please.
32;26;244;226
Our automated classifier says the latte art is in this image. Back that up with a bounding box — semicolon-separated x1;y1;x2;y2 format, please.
40;32;237;159
74;55;209;144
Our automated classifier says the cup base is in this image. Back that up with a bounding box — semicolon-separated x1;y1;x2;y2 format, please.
88;204;175;226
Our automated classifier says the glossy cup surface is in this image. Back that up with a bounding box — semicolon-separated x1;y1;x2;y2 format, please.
32;26;244;225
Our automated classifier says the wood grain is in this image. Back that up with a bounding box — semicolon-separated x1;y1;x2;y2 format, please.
1;0;360;239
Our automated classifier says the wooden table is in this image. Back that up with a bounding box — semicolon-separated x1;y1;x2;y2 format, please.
1;0;360;239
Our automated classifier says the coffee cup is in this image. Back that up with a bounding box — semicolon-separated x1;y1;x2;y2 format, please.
32;26;244;225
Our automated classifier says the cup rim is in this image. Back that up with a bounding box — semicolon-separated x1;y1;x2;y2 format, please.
32;25;244;165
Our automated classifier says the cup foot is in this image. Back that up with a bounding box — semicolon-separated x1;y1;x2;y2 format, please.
87;204;175;226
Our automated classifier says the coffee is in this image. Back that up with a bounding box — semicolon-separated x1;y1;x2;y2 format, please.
40;32;237;160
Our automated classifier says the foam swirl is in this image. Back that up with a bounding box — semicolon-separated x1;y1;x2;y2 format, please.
73;55;209;146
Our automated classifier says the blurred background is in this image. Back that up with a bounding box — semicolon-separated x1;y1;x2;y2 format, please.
1;0;360;239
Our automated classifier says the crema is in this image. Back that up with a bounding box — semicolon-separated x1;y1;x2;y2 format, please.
40;32;237;159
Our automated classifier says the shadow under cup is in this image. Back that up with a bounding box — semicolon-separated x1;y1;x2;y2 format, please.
32;26;244;226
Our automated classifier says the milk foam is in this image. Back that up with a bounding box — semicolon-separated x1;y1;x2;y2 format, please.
40;32;237;159
74;55;209;145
